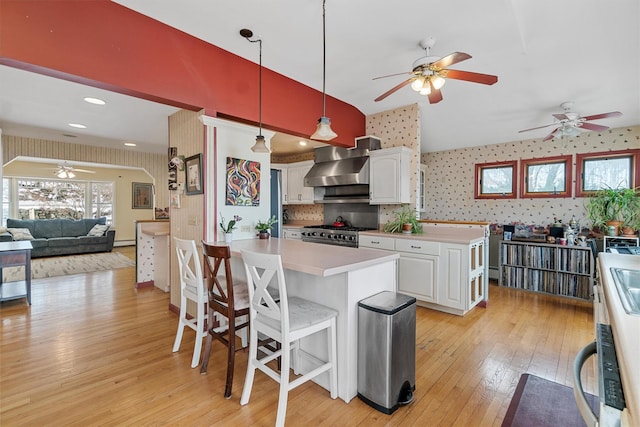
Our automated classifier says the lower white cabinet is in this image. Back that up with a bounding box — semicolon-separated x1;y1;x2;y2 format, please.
283;227;303;240
360;234;485;316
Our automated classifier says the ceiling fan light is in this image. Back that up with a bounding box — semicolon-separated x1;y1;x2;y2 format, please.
310;117;337;141
411;77;425;92
419;84;431;95
251;135;270;153
431;74;446;90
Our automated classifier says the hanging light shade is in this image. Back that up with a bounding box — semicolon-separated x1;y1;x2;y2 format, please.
241;28;270;153
310;0;337;141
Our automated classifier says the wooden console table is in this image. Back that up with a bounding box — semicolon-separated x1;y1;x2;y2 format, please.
0;241;33;305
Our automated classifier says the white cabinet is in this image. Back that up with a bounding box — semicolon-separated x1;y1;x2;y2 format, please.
360;233;485;316
283;161;314;205
369;146;411;204
396;239;440;303
283;227;303;240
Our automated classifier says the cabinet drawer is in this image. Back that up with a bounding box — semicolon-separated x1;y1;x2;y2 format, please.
396;239;440;255
359;235;395;251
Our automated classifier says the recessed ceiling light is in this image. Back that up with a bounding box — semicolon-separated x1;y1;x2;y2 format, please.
83;97;106;105
124;142;137;147
68;123;87;129
299;140;308;146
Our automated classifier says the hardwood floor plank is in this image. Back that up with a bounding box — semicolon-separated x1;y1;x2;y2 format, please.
1;252;596;426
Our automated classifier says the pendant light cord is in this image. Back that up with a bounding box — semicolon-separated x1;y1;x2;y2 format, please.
321;0;327;117
258;38;262;135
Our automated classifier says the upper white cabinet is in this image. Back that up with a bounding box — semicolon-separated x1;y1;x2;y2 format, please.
283;160;314;205
369;146;411;204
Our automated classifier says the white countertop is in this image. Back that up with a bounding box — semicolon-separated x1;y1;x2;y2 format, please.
360;226;485;245
598;253;640;426
209;238;398;277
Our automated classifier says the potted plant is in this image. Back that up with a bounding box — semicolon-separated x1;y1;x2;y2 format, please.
584;186;640;236
219;213;242;242
255;216;278;239
383;205;423;234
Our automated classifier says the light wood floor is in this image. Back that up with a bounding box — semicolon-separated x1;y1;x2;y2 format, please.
1;246;596;426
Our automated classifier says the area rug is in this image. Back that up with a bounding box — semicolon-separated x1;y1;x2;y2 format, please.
2;252;135;281
502;373;598;427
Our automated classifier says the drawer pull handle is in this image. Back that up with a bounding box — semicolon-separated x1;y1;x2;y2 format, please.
371;241;380;244
411;245;421;249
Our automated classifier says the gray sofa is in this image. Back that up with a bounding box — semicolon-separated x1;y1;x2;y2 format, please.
1;218;116;258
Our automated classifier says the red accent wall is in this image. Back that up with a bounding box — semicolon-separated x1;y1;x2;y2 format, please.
0;0;365;147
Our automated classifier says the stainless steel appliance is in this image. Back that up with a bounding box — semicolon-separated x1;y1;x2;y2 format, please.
269;168;282;238
301;203;379;248
301;225;376;248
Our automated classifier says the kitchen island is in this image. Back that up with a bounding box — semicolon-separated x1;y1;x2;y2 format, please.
213;238;399;403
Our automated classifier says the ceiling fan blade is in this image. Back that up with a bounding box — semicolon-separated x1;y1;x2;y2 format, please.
581;111;622;121
372;71;412;80
445;69;498;85
74;168;96;174
542;128;559;141
427;81;443;104
580;122;609;132
553;113;570;121
518;123;557;133
374;78;414;102
431;52;471;69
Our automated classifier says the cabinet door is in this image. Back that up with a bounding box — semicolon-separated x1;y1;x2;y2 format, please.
369;147;410;204
286;162;314;204
398;253;437;302
438;243;466;310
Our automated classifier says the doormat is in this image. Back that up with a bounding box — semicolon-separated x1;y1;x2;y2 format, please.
2;252;135;282
502;374;598;427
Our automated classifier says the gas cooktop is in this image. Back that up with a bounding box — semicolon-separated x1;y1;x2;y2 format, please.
304;225;376;232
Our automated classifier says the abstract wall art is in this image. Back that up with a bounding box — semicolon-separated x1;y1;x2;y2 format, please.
225;157;261;206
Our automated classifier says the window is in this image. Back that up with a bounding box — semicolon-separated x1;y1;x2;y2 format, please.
520;155;572;198
3;178;114;224
575;149;640;197
474;161;517;199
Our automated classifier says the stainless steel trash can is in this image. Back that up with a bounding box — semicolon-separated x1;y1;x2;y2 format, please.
357;291;416;414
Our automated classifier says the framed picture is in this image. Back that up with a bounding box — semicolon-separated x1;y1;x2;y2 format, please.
185;153;203;195
132;182;153;209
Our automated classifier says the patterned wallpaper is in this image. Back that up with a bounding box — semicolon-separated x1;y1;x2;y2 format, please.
272;152;323;221
421;125;640;227
366;103;421;225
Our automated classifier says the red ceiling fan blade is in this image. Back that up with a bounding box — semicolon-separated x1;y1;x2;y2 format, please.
427;80;443;104
543;128;559;141
373;71;411;80
445;69;498;85
431;52;471;69
374;77;414;102
580;122;609;132
581;111;622;121
553;113;570;121
519;123;557;133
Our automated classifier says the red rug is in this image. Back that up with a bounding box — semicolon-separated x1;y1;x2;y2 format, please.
502;374;599;427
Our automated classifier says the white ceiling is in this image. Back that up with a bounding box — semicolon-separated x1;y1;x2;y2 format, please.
1;0;638;156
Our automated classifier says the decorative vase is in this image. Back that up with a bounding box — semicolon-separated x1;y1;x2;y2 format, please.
258;231;270;239
621;226;637;237
402;223;412;234
224;233;233;243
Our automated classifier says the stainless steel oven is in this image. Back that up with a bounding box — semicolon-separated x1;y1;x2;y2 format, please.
300;225;375;248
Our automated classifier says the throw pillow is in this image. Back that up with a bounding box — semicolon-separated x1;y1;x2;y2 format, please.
7;227;35;241
87;224;110;237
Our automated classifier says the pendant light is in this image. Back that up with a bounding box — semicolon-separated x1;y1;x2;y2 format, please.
310;0;337;141
240;28;270;153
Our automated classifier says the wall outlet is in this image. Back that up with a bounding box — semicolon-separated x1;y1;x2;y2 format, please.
240;225;250;232
188;216;198;226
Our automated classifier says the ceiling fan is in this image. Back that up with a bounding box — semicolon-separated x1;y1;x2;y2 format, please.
373;37;498;104
518;102;623;141
47;162;96;178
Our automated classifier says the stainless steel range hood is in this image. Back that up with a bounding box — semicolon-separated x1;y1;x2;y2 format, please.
304;137;380;188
